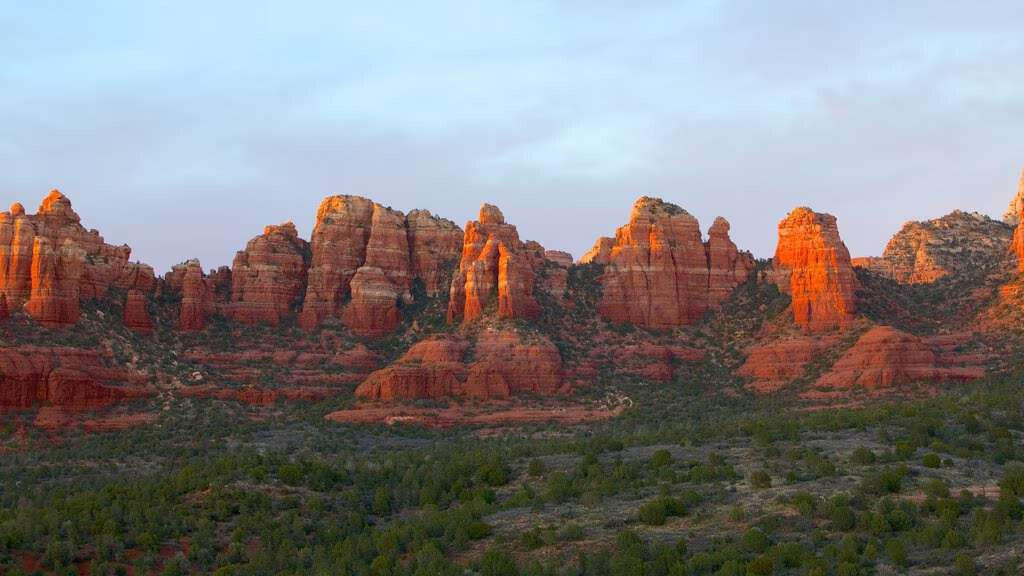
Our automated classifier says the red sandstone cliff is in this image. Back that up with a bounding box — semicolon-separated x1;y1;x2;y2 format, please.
446;205;544;323
773;207;856;332
596;197;753;330
0;191;153;326
299;196;462;335
0;346;151;412
229;222;309;325
355;329;564;401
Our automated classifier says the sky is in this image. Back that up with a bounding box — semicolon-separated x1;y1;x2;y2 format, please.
1;0;1022;273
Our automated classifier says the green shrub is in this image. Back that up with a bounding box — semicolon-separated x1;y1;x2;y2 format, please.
749;470;772;490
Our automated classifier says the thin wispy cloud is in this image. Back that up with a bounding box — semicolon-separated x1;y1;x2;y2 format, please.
1;0;1021;272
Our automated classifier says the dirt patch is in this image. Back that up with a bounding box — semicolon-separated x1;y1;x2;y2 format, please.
326;397;629;428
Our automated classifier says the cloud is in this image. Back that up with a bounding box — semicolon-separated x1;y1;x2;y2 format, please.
0;0;1021;272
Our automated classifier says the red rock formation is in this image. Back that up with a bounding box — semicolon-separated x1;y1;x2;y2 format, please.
363;205;412;298
1004;169;1024;225
855;211;1012;284
580;237;615;265
1;191;152;326
611;343;706;383
706;217;755;306
122;289;154;332
447;205;543;323
119;263;157;292
544;250;573;267
0;293;8;321
355;329;564;401
299;197;462;334
737;336;839;393
355;339;468;401
596;198;753;330
406;209;463;296
300;196;376;328
24;237;84;326
466;330;563;398
0;347;151;412
228;222;309;325
172;260;216;331
773;207;856;332
1014;220;1024;273
342;266;401;337
809;326;984;396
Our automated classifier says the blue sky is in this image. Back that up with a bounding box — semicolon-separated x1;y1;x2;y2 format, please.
1;1;1022;272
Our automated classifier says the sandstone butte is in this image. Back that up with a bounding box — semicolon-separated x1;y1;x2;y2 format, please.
446;204;545;324
298;196;462;335
355;329;564;401
852;211;1013;284
773;207;857;332
228;222;310;326
589;197;754;330
0;191;156;327
164;259;231;331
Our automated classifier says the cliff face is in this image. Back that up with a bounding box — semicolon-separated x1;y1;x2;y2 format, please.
807;326;984;398
595;197;753;330
773;207;857;332
0;346;151;412
853;211;1013;284
1003;169;1024;226
0;192;152;326
229;222;310;326
446;205;544;324
299;196;462;335
5;182;1023;420
355;329;564;401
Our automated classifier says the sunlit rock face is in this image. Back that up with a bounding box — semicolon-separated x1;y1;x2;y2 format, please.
299;196;462;336
773;207;856;332
446;204;544;324
595;197;754;330
0;191;154;327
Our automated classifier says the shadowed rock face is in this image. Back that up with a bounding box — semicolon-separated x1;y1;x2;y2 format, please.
355;329;564;401
809;326;984;396
773;207;857;332
446;204;544;324
595;197;754;330
0;191;152;326
298;196;462;335
229;222;310;326
406;209;463;296
0;346;151;412
122;289;153;333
